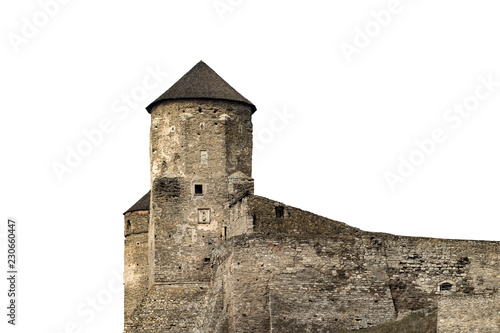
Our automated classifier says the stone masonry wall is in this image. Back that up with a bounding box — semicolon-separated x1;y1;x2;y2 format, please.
124;283;209;332
221;196;499;331
126;193;499;332
148;100;253;284
227;195;252;238
380;234;499;316
207;234;397;332
437;294;499;332
212;198;500;332
228;196;499;319
228;195;362;239
124;211;150;320
149;177;216;283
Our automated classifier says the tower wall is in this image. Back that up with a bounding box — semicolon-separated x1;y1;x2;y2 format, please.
148;99;253;284
123;211;150;319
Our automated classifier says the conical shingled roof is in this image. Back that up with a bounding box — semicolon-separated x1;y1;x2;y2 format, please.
123;191;150;214
146;61;256;113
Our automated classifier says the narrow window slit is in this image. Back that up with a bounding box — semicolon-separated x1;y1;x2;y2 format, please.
275;206;284;218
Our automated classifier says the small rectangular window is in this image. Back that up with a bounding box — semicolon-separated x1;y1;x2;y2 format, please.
275;206;284;218
194;184;203;195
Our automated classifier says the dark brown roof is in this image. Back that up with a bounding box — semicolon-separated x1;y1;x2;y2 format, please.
124;191;150;214
146;61;256;113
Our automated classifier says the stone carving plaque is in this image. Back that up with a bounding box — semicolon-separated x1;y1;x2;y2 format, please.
198;208;210;224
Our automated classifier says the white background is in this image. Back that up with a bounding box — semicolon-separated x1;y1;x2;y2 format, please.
1;1;500;332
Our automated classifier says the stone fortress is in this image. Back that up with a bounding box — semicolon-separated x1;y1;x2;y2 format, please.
123;61;499;332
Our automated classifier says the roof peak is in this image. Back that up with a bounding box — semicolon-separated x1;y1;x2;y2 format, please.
146;61;256;113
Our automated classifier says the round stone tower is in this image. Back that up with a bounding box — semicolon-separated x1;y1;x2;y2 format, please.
123;192;150;320
146;61;256;284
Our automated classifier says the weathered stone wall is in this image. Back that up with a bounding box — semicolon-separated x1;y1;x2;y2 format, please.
149;177;216;283
148;99;253;284
207;234;397;332
149;99;253;181
437;294;500;332
124;210;149;236
124;211;150;319
223;103;253;178
227;195;252;238
228;195;362;239
124;193;499;332
219;197;499;332
124;283;209;332
209;202;500;332
202;250;228;332
380;234;499;315
228;171;254;202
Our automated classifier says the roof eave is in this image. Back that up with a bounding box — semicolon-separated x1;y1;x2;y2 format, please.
146;97;257;114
